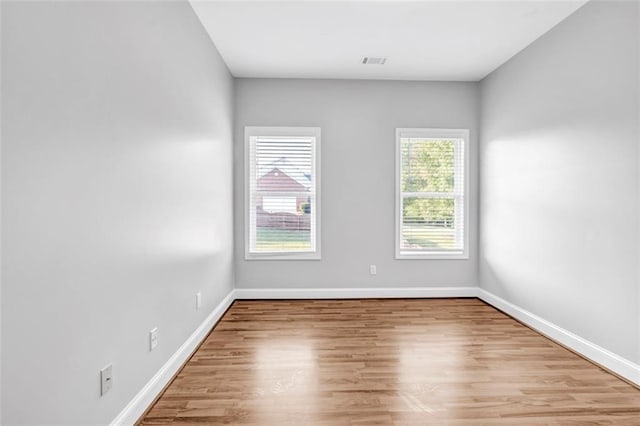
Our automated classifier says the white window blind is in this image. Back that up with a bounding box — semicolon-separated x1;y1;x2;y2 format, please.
246;127;320;259
396;128;468;259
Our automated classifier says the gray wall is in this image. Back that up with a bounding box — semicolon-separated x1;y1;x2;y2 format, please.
480;0;639;363
235;79;479;288
1;1;234;424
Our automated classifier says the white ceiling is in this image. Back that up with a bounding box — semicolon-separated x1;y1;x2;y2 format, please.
190;0;587;82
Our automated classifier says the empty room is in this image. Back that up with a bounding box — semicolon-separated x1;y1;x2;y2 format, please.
2;0;640;424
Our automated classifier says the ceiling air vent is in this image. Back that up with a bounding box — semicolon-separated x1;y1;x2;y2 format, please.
361;57;387;65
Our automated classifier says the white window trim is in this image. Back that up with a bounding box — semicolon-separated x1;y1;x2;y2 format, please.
245;126;321;260
395;128;469;260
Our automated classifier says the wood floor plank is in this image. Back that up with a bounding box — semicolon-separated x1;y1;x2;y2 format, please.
139;298;640;425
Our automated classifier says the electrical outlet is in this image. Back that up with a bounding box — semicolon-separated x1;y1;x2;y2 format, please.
369;264;377;275
196;292;202;310
100;363;113;396
149;327;158;351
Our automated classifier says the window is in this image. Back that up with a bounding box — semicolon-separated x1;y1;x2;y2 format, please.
245;127;321;259
396;128;468;259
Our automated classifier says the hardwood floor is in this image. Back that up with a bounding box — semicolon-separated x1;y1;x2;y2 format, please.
140;298;640;425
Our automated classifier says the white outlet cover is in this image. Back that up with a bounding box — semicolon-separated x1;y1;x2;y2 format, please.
369;265;377;275
100;363;113;396
196;292;202;310
149;327;158;351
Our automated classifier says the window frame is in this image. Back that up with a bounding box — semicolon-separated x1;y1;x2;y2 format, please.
245;126;321;260
395;128;469;260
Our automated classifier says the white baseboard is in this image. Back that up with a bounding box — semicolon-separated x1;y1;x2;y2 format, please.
233;286;478;300
110;290;235;426
477;288;640;387
112;285;639;425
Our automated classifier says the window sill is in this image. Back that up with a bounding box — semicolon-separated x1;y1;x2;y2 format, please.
245;252;321;261
395;252;469;260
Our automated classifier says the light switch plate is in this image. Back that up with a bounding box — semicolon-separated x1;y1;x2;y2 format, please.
100;363;113;396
